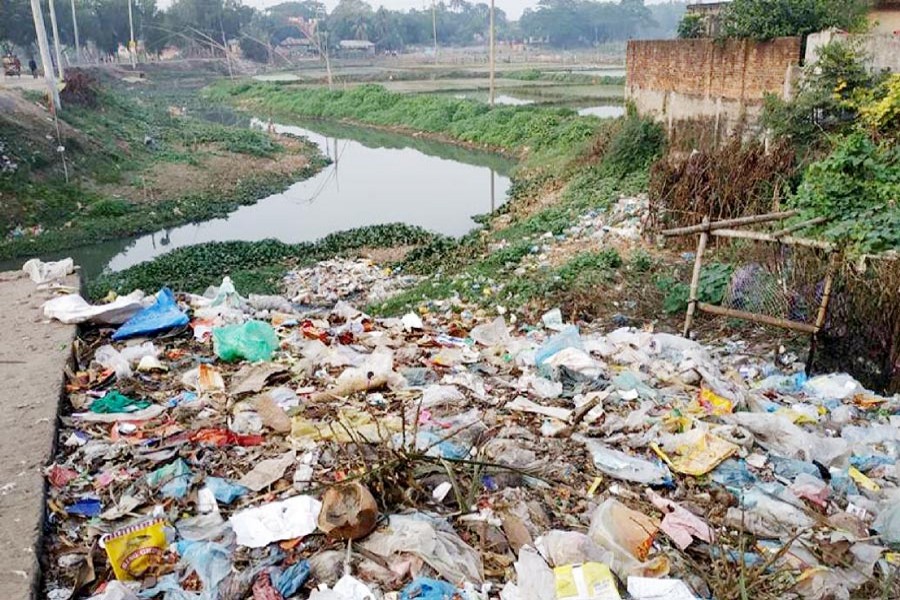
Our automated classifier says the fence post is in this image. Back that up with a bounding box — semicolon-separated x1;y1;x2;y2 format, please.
683;216;709;338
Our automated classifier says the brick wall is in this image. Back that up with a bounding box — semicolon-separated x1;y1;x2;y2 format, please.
627;37;801;103
626;37;802;144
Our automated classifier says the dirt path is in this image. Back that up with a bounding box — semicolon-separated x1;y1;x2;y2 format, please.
0;270;77;600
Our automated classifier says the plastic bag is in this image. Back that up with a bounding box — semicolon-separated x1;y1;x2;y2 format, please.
176;540;232;599
272;560;311;598
113;288;188;340
576;436;672;486
535;326;583;368
229;495;321;548
101;518;170;581
470;317;511;347
400;578;459;600
204;477;248;505
22;257;74;283
43;291;145;325
803;373;865;401
213;320;279;362
89;390;150;414
535;531;612;567
514;547;555;600
361;512;484;584
588;499;668;579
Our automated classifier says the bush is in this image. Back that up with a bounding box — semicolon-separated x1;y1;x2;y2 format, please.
601;112;665;177
677;14;705;39
720;0;870;40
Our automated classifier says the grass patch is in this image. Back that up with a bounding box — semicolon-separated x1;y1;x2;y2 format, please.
88;223;441;299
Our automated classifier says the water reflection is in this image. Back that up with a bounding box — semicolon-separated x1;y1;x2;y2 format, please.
28;120;514;281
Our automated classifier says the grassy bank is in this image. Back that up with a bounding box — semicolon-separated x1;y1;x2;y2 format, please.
206;82;600;163
0;74;326;261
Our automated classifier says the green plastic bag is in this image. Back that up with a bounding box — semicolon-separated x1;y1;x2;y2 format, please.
90;390;151;414
212;320;279;362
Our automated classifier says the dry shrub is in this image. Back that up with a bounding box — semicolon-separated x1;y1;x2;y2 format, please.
647;139;796;234
60;69;99;107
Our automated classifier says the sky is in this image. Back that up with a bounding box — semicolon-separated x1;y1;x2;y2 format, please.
156;0;681;21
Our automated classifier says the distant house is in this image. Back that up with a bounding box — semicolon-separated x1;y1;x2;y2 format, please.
278;37;316;56
338;40;375;56
685;1;729;37
870;0;900;34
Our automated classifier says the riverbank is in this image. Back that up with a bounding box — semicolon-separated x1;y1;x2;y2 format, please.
0;73;327;261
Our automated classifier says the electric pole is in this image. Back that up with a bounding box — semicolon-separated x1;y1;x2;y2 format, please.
70;0;81;64
432;0;438;63
30;0;61;111
48;0;64;79
127;0;136;69
489;0;495;106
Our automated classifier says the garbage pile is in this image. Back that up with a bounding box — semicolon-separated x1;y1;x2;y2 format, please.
40;264;900;600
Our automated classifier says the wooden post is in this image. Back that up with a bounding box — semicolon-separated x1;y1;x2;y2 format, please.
806;251;839;375
488;0;495;106
683;217;709;338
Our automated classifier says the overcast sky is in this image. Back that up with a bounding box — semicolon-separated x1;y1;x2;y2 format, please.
156;0;680;21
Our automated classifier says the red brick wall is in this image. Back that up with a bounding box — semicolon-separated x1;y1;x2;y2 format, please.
626;37;802;103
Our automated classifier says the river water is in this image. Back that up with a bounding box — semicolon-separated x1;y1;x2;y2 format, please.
7;120;515;281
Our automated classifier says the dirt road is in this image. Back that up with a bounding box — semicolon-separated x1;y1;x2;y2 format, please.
0;270;77;600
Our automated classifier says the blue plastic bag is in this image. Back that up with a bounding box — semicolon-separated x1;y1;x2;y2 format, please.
112;288;189;340
205;476;248;504
66;497;102;517
400;578;459;600
271;560;310;597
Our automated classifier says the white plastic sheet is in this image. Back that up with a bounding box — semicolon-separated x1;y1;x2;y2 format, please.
229;495;321;548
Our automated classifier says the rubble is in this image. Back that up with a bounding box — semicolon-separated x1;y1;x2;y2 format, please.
39;261;900;600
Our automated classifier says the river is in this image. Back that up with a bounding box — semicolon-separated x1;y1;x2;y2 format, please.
6;120;515;281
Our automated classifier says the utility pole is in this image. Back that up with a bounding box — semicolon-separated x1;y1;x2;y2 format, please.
70;0;81;64
48;0;64;79
431;0;438;63
127;0;136;69
29;0;61;111
489;0;495;106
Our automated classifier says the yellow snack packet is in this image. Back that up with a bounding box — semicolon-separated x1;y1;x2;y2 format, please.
101;518;169;581
554;562;621;600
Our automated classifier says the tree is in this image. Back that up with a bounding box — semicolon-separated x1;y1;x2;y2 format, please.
0;0;37;49
721;0;871;41
677;13;704;38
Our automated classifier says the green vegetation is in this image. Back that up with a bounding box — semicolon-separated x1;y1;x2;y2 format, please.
720;0;870;40
677;13;705;39
211;82;600;158
88;224;440;298
505;70;626;86
657;263;734;315
760;41;900;254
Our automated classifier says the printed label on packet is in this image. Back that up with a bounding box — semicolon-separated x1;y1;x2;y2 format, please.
100;518;169;581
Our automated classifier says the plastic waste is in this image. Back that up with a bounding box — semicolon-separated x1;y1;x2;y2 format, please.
101;518;169;581
44;291;146;325
318;482;379;540
645;489;713;550
213;320;279;362
652;430;738;476
535;326;583;368
271;560;311;598
710;459;756;489
554;562;621;600
626;577;698;600
66;497;102;517
576;436;672;486
872;500;900;545
22;257;74;283
112;288;188;340
804;373;865;401
541;308;565;331
400;578;459;600
470;316;511;347
94;343;158;379
309;574;376;600
361;512;484;584
513;547;555;600
229;495;321;548
724;484;815;537
146;459;192;499
535;531;612;567
89;390;150;414
588;498;668;579
177;540;232;599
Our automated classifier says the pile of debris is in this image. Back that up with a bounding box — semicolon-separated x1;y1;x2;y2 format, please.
35;258;900;600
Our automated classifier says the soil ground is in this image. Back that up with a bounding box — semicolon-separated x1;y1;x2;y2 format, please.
0;270;77;600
